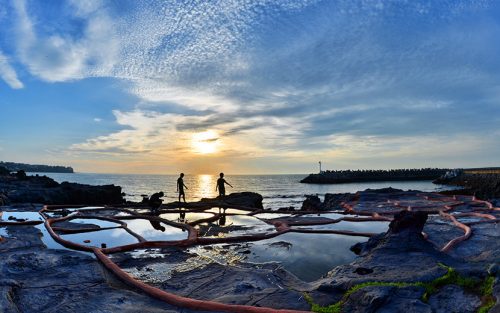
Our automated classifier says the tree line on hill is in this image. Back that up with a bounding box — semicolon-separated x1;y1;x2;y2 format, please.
0;161;74;173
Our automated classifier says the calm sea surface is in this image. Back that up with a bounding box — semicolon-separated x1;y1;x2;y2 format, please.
35;173;453;209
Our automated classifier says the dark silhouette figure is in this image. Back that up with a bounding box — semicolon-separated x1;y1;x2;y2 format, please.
149;210;166;232
149;191;164;211
216;173;233;197
218;207;227;226
177;173;188;202
179;210;186;223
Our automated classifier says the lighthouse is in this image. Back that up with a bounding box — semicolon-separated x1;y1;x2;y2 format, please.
319;161;322;173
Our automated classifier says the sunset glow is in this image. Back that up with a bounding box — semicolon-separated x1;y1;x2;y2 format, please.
191;130;220;154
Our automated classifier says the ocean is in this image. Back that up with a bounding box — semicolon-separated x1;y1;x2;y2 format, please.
35;173;454;209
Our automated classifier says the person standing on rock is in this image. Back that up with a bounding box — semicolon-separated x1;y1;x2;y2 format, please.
216;173;233;197
177;173;188;202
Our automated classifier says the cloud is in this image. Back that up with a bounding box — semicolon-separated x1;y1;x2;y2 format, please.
3;0;500;171
0;50;23;88
11;0;119;82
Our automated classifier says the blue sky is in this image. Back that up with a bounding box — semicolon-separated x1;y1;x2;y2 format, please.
0;0;499;174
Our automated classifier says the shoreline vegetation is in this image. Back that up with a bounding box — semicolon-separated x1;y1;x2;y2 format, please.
0;161;74;173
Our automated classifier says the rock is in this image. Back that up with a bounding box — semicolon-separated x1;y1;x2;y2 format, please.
488;263;499;276
342;285;431;313
301;195;322;211
388;210;428;234
0;166;10;176
0;174;123;205
322;192;356;210
428;285;481;313
435;172;500;198
199;192;263;209
353;267;374;275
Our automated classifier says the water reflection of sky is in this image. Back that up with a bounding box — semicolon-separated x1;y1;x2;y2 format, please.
246;233;364;282
297;221;390;233
125;219;187;241
61;228;138;248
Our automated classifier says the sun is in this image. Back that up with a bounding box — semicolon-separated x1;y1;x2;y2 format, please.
191;130;220;154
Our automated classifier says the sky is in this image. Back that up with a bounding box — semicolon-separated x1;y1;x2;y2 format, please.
0;0;499;174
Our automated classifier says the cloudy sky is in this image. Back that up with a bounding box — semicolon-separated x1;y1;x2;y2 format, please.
0;0;499;174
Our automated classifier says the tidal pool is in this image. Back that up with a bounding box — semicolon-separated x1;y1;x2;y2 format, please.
296;221;390;233
60;228;139;248
125;219;188;241
244;232;365;281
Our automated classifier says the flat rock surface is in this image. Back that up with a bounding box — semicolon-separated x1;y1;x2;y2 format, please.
1;188;499;313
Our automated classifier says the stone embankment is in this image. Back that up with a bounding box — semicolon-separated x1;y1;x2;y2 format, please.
434;172;500;199
301;168;449;184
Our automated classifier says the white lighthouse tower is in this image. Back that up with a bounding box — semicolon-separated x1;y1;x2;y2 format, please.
319;161;322;173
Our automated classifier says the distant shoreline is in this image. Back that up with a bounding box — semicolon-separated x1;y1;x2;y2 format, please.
0;161;74;174
301;168;449;184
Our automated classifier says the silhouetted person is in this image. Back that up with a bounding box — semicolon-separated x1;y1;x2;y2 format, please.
216;173;233;197
149;191;164;211
177;173;188;202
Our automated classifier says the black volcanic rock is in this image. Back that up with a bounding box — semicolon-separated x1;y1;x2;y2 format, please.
0;174;123;205
301;194;322;211
435;172;500;198
389;210;428;234
200;192;264;209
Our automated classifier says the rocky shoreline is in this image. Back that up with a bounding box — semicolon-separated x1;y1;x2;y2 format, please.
0;171;123;205
434;172;500;199
1;173;499;312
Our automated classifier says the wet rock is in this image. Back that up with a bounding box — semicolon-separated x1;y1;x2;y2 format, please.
343;285;431;313
199;192;263;209
428;285;481;313
277;206;295;211
488;263;499;276
353;267;373;275
322;192;356;210
389;210;428;234
0;224;181;313
435;172;500;198
301;195;322;211
159;262;310;310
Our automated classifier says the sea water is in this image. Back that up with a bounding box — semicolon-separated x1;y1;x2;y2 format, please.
33;173;453;209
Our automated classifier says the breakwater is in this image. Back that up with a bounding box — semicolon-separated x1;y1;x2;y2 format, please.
301;168;449;184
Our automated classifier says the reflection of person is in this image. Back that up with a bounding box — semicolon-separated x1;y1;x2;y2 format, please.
149;192;164;211
177;173;188;202
218;207;227;226
216;173;233;197
149;210;166;232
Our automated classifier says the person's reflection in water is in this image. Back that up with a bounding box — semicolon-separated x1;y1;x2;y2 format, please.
218;207;227;226
179;209;186;223
149;210;166;232
148;192;165;232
